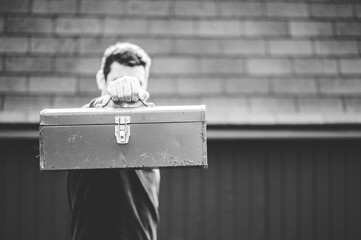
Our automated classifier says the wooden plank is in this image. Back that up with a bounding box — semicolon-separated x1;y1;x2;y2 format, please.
203;144;217;240
346;142;361;240
250;144;265;240
186;168;203;240
299;144;315;240
0;141;4;240
54;172;69;240
235;142;250;240
20;141;37;240
36;170;54;240
284;144;298;240
169;169;186;240
330;145;346;240
219;143;235;239
315;144;331;240
268;144;282;240
3;141;20;240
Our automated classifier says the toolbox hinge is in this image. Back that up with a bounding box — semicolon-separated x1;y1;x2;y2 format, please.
115;116;130;144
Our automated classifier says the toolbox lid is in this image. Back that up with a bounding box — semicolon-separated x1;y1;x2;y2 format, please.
40;105;206;126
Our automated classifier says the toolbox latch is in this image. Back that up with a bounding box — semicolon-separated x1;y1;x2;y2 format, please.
115;116;130;144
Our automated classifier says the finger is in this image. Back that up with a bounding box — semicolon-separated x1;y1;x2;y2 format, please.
131;81;140;102
115;83;124;102
107;83;118;101
123;82;132;102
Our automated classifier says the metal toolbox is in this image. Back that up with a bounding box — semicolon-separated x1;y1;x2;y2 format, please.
39;105;207;170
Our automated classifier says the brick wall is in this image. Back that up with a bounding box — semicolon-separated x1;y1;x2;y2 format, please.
1;0;361;124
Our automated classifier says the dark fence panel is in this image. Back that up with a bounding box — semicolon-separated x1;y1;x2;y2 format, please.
0;139;361;240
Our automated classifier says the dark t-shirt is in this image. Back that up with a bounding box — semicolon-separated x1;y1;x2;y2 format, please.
66;99;160;240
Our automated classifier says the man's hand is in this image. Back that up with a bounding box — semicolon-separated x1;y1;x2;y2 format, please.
107;76;145;102
94;76;150;108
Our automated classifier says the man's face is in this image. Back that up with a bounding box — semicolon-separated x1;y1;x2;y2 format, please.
105;61;148;91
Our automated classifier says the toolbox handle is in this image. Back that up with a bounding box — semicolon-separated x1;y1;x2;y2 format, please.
95;91;154;109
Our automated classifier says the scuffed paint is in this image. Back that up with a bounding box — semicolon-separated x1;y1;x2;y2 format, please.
67;134;83;143
39;127;45;170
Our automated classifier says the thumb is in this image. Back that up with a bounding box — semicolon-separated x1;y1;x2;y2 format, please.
138;91;149;101
101;95;112;108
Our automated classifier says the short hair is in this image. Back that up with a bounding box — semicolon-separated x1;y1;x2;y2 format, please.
96;42;151;84
103;51;146;80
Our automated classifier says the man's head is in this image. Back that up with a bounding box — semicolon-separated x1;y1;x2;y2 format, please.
96;42;151;96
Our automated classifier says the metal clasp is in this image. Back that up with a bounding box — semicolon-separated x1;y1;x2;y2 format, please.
115;116;130;144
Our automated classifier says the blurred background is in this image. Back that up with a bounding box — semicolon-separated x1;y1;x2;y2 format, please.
1;0;361;239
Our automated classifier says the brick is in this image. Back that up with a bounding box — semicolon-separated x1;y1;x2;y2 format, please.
200;97;249;124
336;22;361;36
29;77;77;94
80;38;119;54
272;79;317;94
0;0;29;13
0;18;4;32
200;58;244;74
80;1;126;15
177;78;222;95
357;5;361;18
151;57;198;75
269;40;312;56
250;97;296;112
225;78;269;94
247;59;292;75
315;40;357;56
32;0;77;14
128;1;170;16
219;2;264;17
175;39;220;55
80;37;172;55
53;96;92;108
0;76;27;92
345;98;361;112
0;37;28;53
266;3;309;17
151;20;195;36
290;21;333;36
151;97;200;107
201;97;249;121
340;59;361;74
295;59;338;75
5;57;52;73
246;21;287;36
104;19;148;35
220;39;266;55
7;17;52;34
174;1;217;17
79;77;99;95
298;97;343;112
3;96;52;111
198;20;243;37
319;79;361;95
147;78;177;95
310;4;353;18
31;37;78;54
124;38;173;55
0;111;40;123
56;18;100;35
55;57;100;75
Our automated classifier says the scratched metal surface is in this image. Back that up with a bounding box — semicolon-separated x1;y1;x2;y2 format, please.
40;105;206;126
39;122;207;170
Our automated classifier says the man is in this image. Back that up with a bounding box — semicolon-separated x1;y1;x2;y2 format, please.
67;42;160;240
